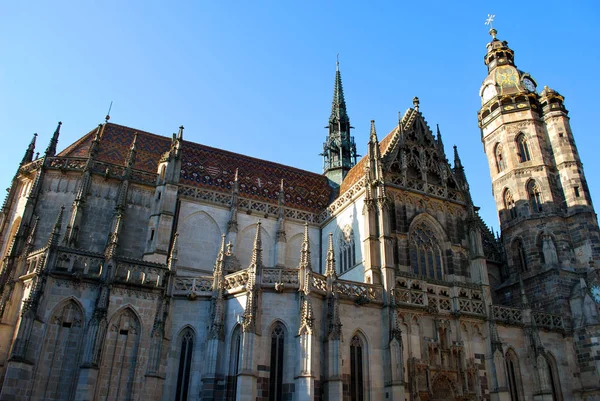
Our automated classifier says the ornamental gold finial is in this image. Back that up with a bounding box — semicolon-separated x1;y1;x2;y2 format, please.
485;14;497;39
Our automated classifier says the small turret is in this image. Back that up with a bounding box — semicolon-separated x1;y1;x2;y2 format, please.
44;122;62;157
21;134;37;166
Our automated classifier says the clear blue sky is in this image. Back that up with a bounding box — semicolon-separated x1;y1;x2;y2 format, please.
1;1;599;233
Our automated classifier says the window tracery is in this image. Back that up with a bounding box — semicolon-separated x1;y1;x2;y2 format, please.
495;143;506;172
516;133;531;162
505;349;524;401
409;221;444;279
269;323;285;401
504;189;516;220
527;180;542;213
339;225;356;273
175;329;194;401
350;335;365;401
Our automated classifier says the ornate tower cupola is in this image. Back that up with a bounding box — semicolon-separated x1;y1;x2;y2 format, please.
321;61;357;187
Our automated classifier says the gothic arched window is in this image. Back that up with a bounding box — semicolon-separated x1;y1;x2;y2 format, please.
512;239;528;272
504;189;516;220
546;354;563;401
175;329;194;401
527;180;543;213
495;143;506;173
350;335;365;401
409;221;444;280
505;349;524;401
228;326;242;400
269;323;285;401
339;225;356;273
516;133;531;162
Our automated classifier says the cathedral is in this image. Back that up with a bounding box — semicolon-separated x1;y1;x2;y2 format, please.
0;28;599;401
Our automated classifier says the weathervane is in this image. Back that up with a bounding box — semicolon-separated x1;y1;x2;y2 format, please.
105;100;113;122
485;14;497;39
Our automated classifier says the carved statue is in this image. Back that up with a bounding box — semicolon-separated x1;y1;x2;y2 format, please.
542;232;558;266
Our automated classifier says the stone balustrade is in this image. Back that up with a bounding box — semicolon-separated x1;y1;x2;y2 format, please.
223;270;249;293
261;268;300;287
54;250;104;276
491;305;523;324
334;279;383;304
173;276;213;297
113;259;168;288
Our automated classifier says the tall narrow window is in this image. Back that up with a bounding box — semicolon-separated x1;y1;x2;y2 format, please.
546;354;563;401
495;143;506;172
409;221;444;280
339;225;356;273
175;329;194;401
512;239;528;272
228;326;242;401
269;324;285;401
505;349;524;401
504;189;517;220
574;186;580;198
527;181;543;213
516;134;531;162
350;335;365;401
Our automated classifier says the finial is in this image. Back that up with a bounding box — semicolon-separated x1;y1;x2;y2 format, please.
44;121;62;157
325;232;337;278
336;53;339;71
453;145;463;169
130;133;138;151
21;133;38;165
280;178;284;192
234;168;239;182
177;125;184;140
413;97;420;111
485;14;497;39
370;120;377;140
105;101;113;122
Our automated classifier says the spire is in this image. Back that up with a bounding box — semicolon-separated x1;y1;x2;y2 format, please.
168;233;179;271
21;133;37;165
45;121;62;157
325;232;337;279
299;222;311;271
47;206;64;247
213;234;227;291
436;124;444;153
177;125;184;140
453;145;463;170
249;220;262;269
322;61;357;185
125;133;138;169
330;59;349;125
369;119;378;142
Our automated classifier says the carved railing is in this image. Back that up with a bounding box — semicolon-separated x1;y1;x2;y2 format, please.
54;250;104;276
533;311;567;331
223;270;249;293
309;272;327;294
173;276;213;297
394;276;486;317
261;268;299;287
491;305;523;324
114;259;168;288
334;279;383;303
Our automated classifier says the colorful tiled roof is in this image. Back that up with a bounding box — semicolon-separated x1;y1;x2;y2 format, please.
338;125;398;194
58;123;333;213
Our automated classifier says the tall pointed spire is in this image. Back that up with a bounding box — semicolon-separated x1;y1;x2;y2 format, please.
330;59;349;126
249;220;262;268
322;60;357;186
21;133;37;165
325;233;337;278
453;145;463;170
299;222;311;270
45;121;62;157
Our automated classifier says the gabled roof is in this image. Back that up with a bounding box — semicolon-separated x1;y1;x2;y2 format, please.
59;123;332;213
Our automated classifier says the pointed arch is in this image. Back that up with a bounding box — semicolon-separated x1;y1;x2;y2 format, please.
177;210;222;272
96;306;142;401
227;324;243;400
504;188;516;220
338;224;356;273
515;133;531;162
349;330;369;401
31;298;84;401
269;321;286;401
175;326;195;401
545;352;563;401
494;143;506;173
431;373;457;400
408;213;447;279
511;238;528;272
527;179;543;213
505;348;524;401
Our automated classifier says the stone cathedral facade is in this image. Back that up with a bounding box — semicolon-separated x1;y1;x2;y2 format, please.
0;29;599;401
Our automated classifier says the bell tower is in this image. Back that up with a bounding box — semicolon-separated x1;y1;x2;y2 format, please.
478;28;600;313
321;61;357;187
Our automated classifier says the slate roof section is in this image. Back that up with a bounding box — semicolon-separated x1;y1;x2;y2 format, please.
58;123;333;213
